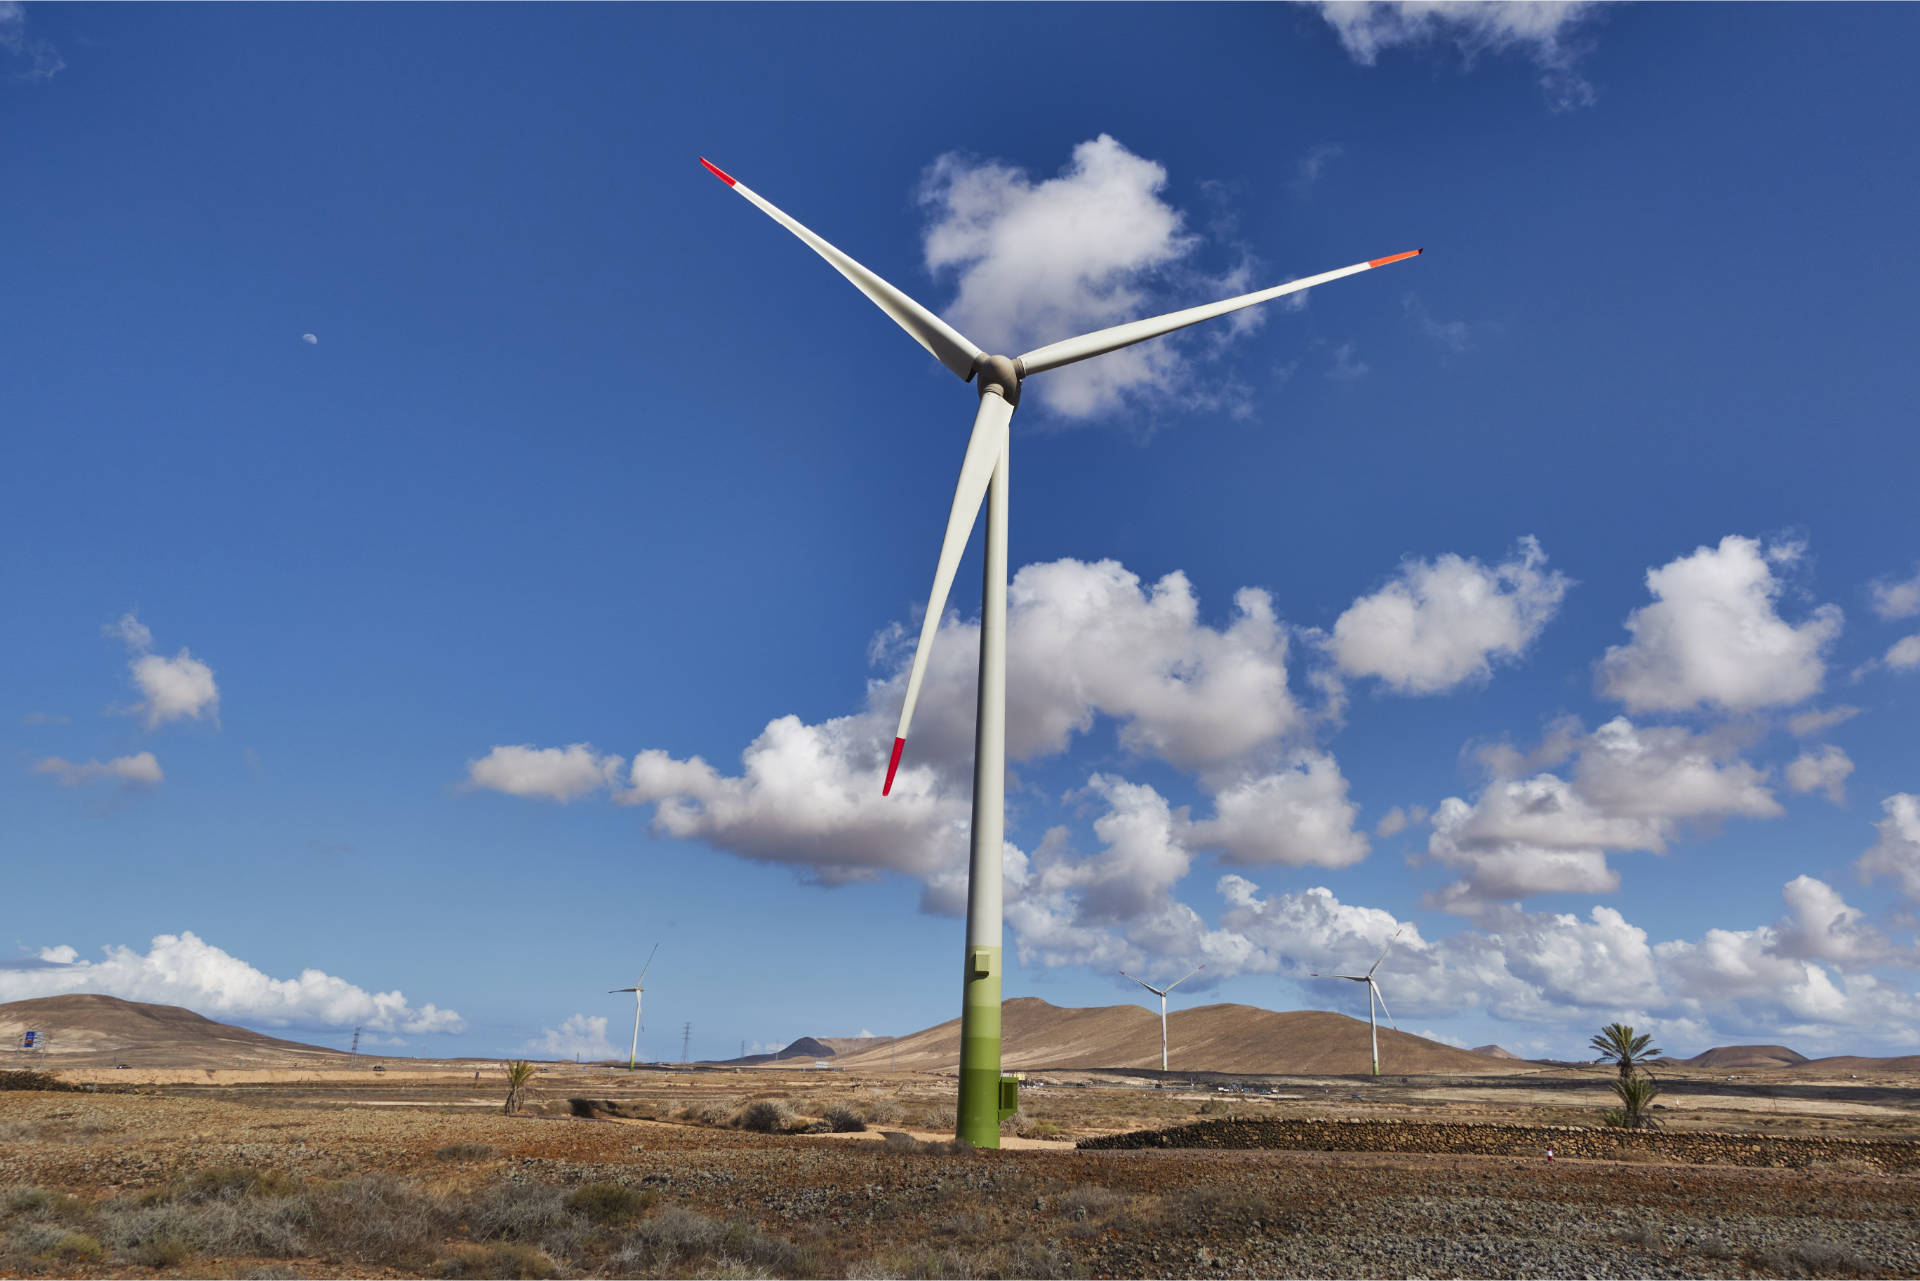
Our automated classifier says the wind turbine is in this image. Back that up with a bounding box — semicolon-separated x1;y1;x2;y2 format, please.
1121;964;1203;1072
1311;929;1401;1077
701;156;1421;1145
608;943;659;1071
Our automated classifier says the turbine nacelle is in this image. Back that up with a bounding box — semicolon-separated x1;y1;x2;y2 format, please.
969;354;1024;405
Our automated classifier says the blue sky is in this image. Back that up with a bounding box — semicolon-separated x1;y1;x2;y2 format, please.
5;2;1919;1064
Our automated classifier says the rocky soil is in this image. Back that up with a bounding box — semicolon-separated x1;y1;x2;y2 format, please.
2;1087;1917;1278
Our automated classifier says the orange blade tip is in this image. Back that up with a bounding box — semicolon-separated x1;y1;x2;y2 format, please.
882;737;906;796
1368;249;1423;268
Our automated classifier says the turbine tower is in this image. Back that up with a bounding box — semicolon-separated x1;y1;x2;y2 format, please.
1121;965;1203;1072
608;943;659;1071
702;156;1420;1145
1311;929;1401;1077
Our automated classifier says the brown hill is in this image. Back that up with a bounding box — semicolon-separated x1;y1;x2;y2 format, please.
815;1036;893;1057
1682;1045;1809;1070
830;998;1539;1076
0;995;350;1068
1472;1044;1523;1060
711;1034;897;1067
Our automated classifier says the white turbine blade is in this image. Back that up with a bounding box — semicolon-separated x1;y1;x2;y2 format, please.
637;942;660;985
1120;971;1164;997
883;390;1016;795
1371;981;1397;1031
1367;927;1403;979
1016;250;1422;377
608;987;637;994
1162;964;1204;994
701;157;984;380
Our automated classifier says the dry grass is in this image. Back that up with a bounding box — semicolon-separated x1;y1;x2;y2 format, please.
0;1169;816;1279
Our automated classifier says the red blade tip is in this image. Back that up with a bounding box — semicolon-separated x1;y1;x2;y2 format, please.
1368;249;1423;268
882;737;906;796
699;157;737;187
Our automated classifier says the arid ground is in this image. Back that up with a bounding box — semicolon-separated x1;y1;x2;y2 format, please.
4;1059;1919;1279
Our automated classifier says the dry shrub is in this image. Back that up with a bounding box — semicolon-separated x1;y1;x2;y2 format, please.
735;1100;795;1133
460;1180;571;1243
1753;1241;1879;1279
5;1186;87;1219
1002;1110;1062;1139
1056;1184;1130;1222
824;1105;867;1133
1196;1099;1233;1116
566;1181;655;1224
438;1242;560;1279
433;1142;501;1161
858;1096;904;1125
302;1174;444;1267
1159;1183;1272;1227
849;1240;1080;1279
177;1164;303;1203
39;1231;106;1265
615;1205;807;1275
96;1192;308;1260
678;1100;734;1127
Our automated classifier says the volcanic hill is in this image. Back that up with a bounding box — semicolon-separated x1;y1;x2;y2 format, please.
1681;1045;1810;1071
830;997;1537;1076
0;994;349;1069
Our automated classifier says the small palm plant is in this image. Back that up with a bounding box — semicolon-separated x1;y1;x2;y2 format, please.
1589;1023;1662;1080
1603;1073;1662;1128
502;1060;537;1115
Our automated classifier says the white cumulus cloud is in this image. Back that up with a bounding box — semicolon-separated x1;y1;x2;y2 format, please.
105;612;220;729
33;752;163;789
468;743;625;802
920;135;1264;420
1190;753;1370;868
1766;876;1904;968
1374;804;1428;837
1885;635;1920;671
130;651;220;728
1327;535;1569;694
1597;536;1841;715
1858;793;1920;903
1869;567;1920;620
526;1014;618;1061
1310;0;1605;110
1785;745;1853;806
1424;717;1781;915
0;931;463;1033
1787;705;1859;737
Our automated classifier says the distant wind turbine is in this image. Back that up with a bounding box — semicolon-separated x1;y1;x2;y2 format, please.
1120;965;1203;1072
701;155;1420;1144
608;943;659;1071
1311;929;1401;1077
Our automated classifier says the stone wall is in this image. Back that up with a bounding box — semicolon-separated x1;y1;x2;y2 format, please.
1077;1116;1920;1171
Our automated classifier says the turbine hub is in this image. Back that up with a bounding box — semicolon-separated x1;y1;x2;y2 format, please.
972;354;1024;406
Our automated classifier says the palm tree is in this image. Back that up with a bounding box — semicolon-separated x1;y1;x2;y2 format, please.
502;1060;537;1115
1605;1073;1662;1128
1589;1023;1662;1080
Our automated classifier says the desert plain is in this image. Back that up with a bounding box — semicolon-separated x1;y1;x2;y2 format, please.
3;994;1918;1279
